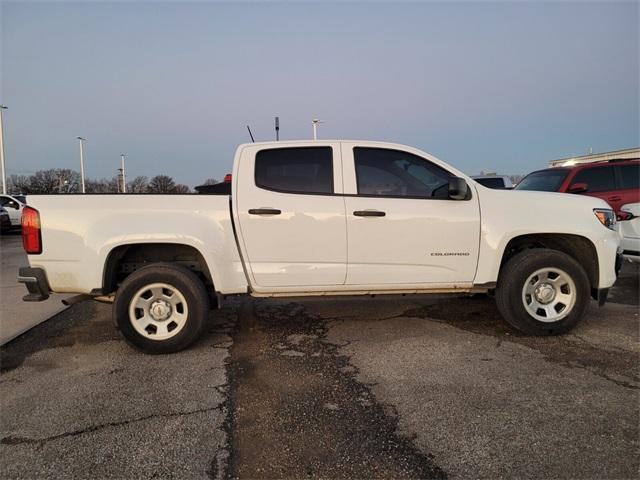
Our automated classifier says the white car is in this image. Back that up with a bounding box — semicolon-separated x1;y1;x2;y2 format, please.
0;206;11;233
618;203;640;263
17;140;622;353
0;194;27;228
471;175;513;189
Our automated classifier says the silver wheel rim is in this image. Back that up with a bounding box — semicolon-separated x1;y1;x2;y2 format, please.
128;283;189;340
521;267;577;323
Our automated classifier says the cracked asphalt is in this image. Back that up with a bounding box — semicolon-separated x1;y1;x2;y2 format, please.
0;261;638;479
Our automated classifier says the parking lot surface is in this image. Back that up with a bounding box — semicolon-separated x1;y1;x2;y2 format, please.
0;234;69;344
1;259;638;479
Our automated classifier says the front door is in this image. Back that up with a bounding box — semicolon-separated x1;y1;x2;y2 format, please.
235;143;347;289
342;144;480;286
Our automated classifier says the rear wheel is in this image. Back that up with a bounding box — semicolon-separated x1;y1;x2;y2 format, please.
113;263;209;353
496;249;590;335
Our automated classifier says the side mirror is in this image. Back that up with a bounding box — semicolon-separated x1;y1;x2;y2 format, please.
449;177;468;200
568;182;588;194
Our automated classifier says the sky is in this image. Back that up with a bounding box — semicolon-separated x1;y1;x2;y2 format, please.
1;1;638;187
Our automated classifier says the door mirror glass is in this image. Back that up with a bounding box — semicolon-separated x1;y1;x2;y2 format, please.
568;182;588;194
448;177;468;200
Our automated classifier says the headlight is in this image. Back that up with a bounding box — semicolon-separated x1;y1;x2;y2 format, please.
593;208;616;230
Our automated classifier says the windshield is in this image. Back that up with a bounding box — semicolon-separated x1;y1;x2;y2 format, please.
515;169;568;192
14;195;26;204
475;177;506;189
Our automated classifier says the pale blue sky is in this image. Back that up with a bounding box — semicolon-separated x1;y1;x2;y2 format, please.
1;1;638;186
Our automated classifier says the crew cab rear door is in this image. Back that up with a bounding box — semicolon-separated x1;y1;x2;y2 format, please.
234;143;347;289
341;142;480;285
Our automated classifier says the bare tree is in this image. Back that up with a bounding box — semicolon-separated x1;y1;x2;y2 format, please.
7;175;31;194
148;175;176;193
173;184;191;194
29;170;62;193
126;176;149;193
55;169;81;193
86;177;120;193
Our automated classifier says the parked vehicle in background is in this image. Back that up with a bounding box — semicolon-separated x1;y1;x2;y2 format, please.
18;140;621;353
618;203;640;264
515;159;639;213
0;194;27;228
472;175;513;189
0;206;11;233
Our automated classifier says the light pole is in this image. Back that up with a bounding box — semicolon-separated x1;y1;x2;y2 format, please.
0;105;8;194
312;118;322;140
119;154;126;193
77;137;86;193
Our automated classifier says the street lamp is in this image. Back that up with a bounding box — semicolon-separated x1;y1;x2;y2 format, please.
119;154;126;193
77;137;86;193
312;118;323;140
0;105;8;195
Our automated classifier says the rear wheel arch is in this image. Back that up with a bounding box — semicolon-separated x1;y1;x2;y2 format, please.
102;242;216;298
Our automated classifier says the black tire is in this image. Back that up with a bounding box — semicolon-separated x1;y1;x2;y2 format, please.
495;249;590;335
113;263;210;353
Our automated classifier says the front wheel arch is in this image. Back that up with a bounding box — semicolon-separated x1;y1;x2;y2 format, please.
498;233;599;294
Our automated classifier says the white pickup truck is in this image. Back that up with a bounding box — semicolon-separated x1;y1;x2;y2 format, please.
19;140;622;353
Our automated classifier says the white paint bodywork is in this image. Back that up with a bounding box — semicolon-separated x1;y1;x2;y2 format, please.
618;203;640;263
26;140;621;297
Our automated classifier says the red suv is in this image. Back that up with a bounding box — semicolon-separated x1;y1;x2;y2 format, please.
515;159;639;213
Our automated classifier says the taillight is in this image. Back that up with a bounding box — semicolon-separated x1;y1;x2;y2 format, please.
223;174;232;183
22;206;42;254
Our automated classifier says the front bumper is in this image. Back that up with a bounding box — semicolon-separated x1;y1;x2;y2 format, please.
17;267;50;301
595;251;623;307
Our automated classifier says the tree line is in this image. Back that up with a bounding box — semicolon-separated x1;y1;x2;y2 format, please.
5;170;215;194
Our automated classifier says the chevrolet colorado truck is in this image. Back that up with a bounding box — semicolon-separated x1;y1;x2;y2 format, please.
18;140;622;353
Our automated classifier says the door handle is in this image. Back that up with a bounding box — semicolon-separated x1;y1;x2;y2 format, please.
248;208;281;215
353;210;386;217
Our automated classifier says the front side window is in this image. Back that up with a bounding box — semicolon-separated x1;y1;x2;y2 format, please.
354;147;452;199
619;163;639;190
571;166;616;192
255;147;333;194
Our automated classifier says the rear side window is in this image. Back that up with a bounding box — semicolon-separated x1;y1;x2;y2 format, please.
571;166;616;192
354;147;452;199
619;164;639;189
255;147;333;194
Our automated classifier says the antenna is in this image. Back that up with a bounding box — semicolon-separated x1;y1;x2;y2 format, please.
275;116;280;141
246;125;255;143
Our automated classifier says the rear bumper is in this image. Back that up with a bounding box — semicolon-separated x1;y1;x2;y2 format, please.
17;267;50;301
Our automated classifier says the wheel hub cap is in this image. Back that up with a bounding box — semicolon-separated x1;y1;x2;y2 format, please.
522;267;577;323
534;283;556;304
150;299;172;321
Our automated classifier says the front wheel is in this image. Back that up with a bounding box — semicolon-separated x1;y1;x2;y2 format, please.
495;249;591;335
113;263;210;353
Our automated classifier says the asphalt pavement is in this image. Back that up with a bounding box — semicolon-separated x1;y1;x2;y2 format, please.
0;233;69;345
0;250;638;478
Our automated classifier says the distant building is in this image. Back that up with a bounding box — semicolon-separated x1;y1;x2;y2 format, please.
548;147;640;168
